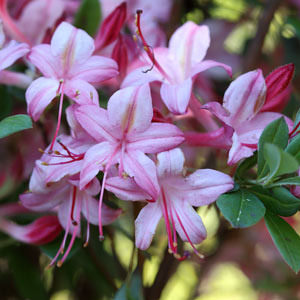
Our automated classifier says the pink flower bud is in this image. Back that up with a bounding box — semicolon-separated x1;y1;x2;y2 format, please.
0;215;62;245
95;2;127;50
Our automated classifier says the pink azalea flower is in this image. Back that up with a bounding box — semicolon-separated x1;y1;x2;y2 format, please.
75;84;185;239
122;18;232;115
26;21;119;151
20;165;121;268
204;69;293;164
0;20;31;88
105;148;234;258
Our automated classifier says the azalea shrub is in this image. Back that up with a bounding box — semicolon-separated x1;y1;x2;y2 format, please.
0;0;300;299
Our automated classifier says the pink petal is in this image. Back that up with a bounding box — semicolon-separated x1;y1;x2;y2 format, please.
79;142;116;190
169;21;210;75
75;105;118;142
203;101;231;125
51;22;94;71
172;199;206;244
69;55;118;83
105;176;150;201
121;66;163;88
189;59;232;78
156;148;185;178
0;70;32;88
0;41;29;70
108;84;153;135
182;169;234;206
28;44;60;78
228;132;255;165
223;69;267;127
160;77;193;115
184;125;233;149
123;150;160;200
135;202;162;250
20;187;68;211
127;123;185;153
26;77;59;121
64;79;99;105
81;194;122;225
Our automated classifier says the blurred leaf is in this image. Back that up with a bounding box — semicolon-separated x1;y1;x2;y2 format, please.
250;186;300;217
114;270;144;300
235;152;257;179
7;247;48;300
286;16;300;40
257;117;289;179
40;234;81;261
286;133;300;164
292;108;300;130
263;143;299;182
0;114;32;138
217;189;265;228
265;212;300;273
268;177;300;187
74;0;101;36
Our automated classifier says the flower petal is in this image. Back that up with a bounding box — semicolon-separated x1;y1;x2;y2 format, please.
156;148;185;178
223;69;267;127
75;105;117;142
135;202;162;250
26;77;59;121
81;194;122;225
127;123;184;153
108;84;153;135
123;150;160;200
169;21;210;76
69;55;118;83
190;59;232;78
0;41;29;71
172;199;206;244
80;142;115;190
51;22;94;71
105;176;150;201
160;77;192;115
28;44;60;78
182;169;234;206
64;79;99;105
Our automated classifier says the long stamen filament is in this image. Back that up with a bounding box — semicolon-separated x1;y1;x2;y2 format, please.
70;186;78;226
49;82;65;152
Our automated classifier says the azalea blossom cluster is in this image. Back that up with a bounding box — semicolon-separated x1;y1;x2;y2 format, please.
0;0;297;269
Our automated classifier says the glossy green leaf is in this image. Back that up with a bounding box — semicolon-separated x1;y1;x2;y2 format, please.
0;114;32;139
265;212;300;273
250;186;300;217
235;151;257;179
264;143;299;182
269;177;300;187
257;117;289;179
286;133;300;164
217;189;266;228
74;0;101;36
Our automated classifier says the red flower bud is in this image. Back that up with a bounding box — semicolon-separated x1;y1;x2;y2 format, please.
95;2;127;50
261;63;294;112
112;34;128;79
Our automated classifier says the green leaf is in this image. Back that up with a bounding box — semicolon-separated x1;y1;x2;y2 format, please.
216;189;266;228
74;0;101;36
263;143;299;182
114;270;144;300
286;133;300;164
264;212;300;273
257;117;289;178
269;177;300;187
0;114;32;138
235;151;257;179
250;186;300;217
292;108;300;131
